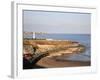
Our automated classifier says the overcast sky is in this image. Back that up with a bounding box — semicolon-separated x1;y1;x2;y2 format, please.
23;10;91;34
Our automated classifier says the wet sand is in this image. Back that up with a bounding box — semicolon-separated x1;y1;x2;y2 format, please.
36;57;90;68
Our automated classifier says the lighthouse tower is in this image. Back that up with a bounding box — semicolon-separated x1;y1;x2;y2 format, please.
33;32;36;39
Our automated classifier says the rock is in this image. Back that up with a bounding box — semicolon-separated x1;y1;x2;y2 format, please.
23;40;85;57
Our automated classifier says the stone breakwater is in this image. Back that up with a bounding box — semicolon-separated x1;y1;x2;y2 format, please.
23;39;85;57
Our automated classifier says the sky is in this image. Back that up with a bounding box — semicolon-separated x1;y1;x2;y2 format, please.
23;10;91;34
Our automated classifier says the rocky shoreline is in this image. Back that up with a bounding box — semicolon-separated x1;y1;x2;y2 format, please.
23;39;88;68
24;39;85;57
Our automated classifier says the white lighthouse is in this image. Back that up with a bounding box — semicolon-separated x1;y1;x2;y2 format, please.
32;32;36;39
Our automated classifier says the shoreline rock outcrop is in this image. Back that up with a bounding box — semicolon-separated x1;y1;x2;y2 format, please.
23;39;85;57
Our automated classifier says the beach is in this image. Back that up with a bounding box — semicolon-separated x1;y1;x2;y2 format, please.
36;57;90;68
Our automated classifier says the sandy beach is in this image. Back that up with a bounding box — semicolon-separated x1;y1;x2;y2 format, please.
36;56;90;68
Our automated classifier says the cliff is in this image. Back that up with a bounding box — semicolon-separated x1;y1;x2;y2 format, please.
23;39;85;57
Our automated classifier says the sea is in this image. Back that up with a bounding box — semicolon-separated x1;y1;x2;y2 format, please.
25;34;91;62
